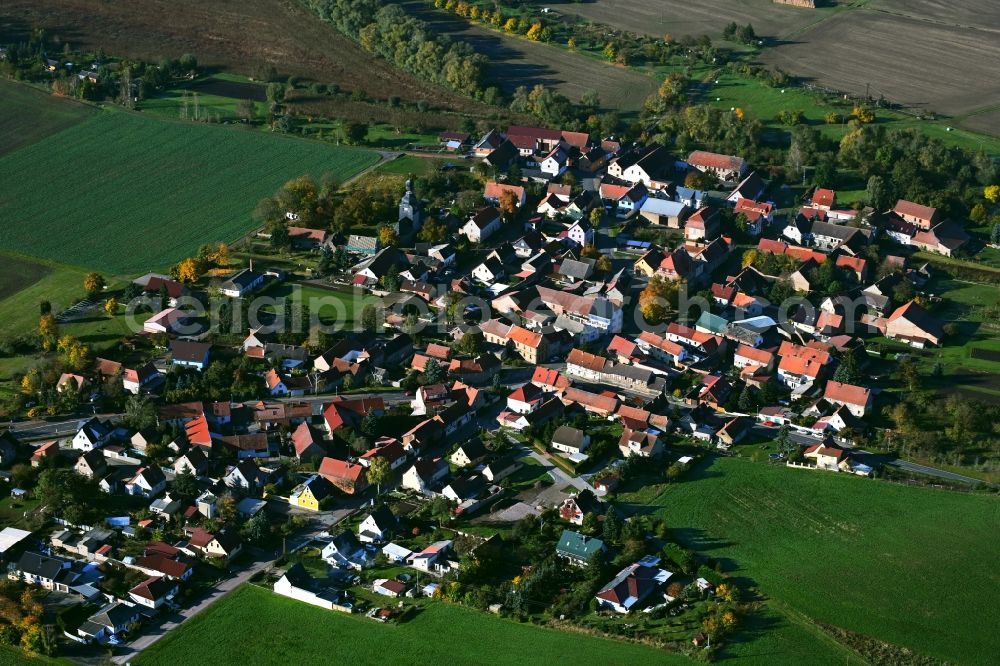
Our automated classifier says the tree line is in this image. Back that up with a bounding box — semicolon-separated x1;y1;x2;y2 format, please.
302;0;489;97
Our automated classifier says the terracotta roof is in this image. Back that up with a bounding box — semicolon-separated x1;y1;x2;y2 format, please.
531;366;571;390
893;199;937;222
484;180;525;203
318;457;366;483
607;335;638;359
804;443;846;461
129;575;174;601
566;348;609;373
735;344;773;366
425;343;452;360
135;555;189;578
777;355;823;379
778;341;831;366
184;415;212;446
734;197;773;221
508;383;543;404
508;325;543;349
687;150;745;171
562;387;618;414
823;381;871;407
812;188;836;208
835;254;867;275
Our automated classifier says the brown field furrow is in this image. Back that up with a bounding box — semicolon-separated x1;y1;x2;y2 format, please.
0;0;497;116
758;9;1000;121
398;1;658;110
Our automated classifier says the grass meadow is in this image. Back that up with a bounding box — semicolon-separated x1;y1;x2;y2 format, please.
257;282;378;327
0;103;378;274
135;584;686;666
619;456;1000;665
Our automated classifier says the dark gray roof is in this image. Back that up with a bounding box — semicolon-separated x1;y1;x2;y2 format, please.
16;552;65;580
552;425;585;448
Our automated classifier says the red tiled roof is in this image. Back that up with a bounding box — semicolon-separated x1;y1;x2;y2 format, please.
823;380;871;407
484;180;525;202
687;150;745;171
735;344;773;366
508;325;543;349
893;199;937;222
812;188;836;208
319;457;366;483
531;366;571;390
566;348;609;373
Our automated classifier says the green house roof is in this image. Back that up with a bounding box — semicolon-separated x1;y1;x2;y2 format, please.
557;529;605;561
695;311;728;335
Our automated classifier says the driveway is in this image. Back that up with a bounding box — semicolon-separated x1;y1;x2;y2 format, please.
519;445;589;493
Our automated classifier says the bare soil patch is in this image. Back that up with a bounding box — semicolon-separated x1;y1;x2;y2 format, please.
0;255;53;301
0;0;496;117
192;78;267;102
758;8;1000;119
533;0;837;40
971;348;1000;364
401;1;657;110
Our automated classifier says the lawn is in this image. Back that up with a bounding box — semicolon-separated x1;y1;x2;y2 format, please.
699;72;1000;155
619;456;1000;665
0;99;378;274
0;79;95;157
135;584;688;666
258;282;377;327
0;254;91;338
376;153;458;177
139;75;269;123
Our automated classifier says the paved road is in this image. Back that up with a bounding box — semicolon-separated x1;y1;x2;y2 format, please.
752;424;986;485
111;554;272;664
519;444;588;492
876;457;983;485
112;515;345;664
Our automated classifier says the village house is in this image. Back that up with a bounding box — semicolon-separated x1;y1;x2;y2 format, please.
596;560;672;614
319;457;368;495
220;268;266;298
289;475;333;511
170;340;211;371
74;449;108;479
128;576;178;610
551;425;590;457
125;465;167;499
556;530;605;566
462;206;502;243
401;458;449;495
893;199;938;231
72;417;113;451
559;489;605;525
823;381;873;417
358;506;397;544
687;150;747;184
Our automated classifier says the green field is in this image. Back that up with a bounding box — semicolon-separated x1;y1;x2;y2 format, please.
0;80;95;157
135;584;687;666
621;456;1000;665
0;100;378;274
